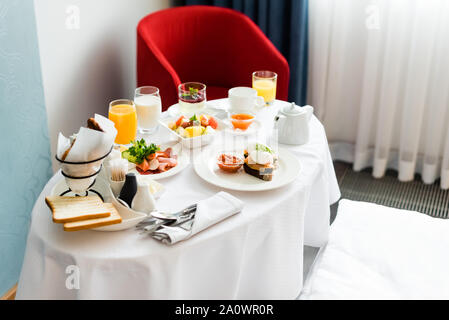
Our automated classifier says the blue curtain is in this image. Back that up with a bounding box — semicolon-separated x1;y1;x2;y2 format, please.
0;0;52;296
177;0;308;105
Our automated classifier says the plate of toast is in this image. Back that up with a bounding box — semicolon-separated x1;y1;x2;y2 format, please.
193;143;301;192
46;178;147;232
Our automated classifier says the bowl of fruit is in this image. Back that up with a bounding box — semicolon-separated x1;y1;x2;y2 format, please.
161;113;222;149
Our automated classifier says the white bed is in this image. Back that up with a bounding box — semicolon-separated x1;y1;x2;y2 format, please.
300;199;449;300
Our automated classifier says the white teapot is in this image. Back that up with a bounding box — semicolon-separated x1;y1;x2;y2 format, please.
275;103;314;145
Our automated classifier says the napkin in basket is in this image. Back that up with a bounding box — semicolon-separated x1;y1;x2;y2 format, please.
56;114;117;193
152;192;244;245
57;114;117;162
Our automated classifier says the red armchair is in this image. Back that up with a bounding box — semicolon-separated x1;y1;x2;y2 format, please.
137;5;290;110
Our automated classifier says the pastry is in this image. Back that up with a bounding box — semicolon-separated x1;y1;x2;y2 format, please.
243;143;277;181
87;117;104;132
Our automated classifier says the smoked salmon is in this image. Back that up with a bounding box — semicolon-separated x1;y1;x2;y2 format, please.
137;147;177;175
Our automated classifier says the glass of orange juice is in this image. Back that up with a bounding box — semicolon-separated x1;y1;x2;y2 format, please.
108;99;137;145
252;71;277;105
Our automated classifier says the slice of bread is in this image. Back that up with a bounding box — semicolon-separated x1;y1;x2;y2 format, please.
63;203;122;231
45;196;111;223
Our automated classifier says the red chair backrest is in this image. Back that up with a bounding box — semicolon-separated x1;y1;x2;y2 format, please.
138;5;288;90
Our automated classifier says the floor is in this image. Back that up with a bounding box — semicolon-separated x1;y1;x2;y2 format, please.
333;161;449;218
301;161;348;283
301;160;449;292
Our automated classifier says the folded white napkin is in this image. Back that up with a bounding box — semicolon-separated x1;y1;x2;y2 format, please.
56;114;117;194
152;192;244;245
57;114;117;162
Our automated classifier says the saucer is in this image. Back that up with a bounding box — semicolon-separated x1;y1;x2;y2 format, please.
166;102;227;119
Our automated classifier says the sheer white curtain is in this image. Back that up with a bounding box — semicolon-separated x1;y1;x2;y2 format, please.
308;0;449;188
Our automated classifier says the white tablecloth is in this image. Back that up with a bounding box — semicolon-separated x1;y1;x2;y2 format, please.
17;100;340;299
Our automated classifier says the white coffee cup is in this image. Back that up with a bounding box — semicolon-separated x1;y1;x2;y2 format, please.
228;87;265;113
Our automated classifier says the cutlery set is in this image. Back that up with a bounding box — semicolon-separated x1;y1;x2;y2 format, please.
136;204;197;234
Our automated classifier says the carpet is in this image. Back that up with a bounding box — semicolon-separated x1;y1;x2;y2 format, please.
339;167;449;218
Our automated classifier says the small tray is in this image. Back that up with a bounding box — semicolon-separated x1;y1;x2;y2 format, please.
50;177;147;231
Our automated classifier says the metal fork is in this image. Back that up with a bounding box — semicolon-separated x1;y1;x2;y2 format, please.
136;204;196;226
152;218;195;243
136;204;197;231
140;209;196;234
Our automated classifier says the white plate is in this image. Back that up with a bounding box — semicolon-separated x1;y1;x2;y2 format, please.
50;178;147;231
159;116;225;149
128;143;189;180
194;147;301;191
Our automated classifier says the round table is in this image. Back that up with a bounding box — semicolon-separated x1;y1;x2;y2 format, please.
17;99;340;299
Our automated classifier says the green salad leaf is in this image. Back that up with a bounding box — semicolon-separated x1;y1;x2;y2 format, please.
122;139;160;164
255;143;273;154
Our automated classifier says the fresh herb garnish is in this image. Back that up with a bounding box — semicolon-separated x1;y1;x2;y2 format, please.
181;87;199;98
189;114;198;122
255;143;273;154
122;139;160;164
189;87;199;96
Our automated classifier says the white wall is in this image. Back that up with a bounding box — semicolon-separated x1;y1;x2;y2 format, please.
34;0;170;170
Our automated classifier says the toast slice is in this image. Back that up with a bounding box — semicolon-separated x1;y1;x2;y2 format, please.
63;203;122;231
45;196;111;223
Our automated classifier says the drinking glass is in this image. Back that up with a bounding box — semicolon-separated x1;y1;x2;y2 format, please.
178;82;206;115
134;86;162;134
252;71;277;105
108;99;137;145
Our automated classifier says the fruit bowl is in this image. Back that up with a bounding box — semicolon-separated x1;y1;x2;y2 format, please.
159;117;225;149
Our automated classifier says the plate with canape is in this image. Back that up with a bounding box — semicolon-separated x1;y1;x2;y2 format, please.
159;113;225;148
193;142;301;191
121;139;189;180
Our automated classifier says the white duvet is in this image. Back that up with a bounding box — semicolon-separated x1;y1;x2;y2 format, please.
300;200;449;300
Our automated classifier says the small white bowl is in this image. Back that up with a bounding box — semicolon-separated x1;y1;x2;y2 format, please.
159;117;225;149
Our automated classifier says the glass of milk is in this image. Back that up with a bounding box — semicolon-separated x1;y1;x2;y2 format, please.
134;86;162;134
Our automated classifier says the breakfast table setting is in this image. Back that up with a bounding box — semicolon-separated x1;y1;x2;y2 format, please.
16;73;340;300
